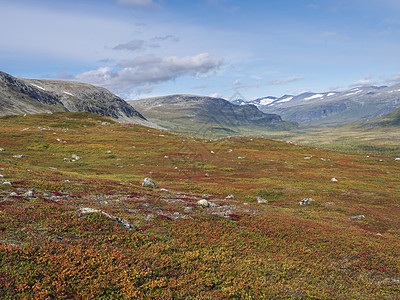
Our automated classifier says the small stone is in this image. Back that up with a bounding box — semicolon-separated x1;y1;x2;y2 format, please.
257;196;268;204
350;215;365;220
63;158;72;162
203;194;211;197
80;207;101;214
226;195;235;199
197;199;210;207
0;148;4;151
0;174;3;178
142;177;157;188
395;158;400;161
205;173;211;177
9;192;18;197
107;151;112;153
2;181;11;185
331;178;338;182
71;154;81;160
23;190;35;198
160;188;169;192
115;217;136;230
13;155;26;158
304;157;311;160
184;207;193;212
210;151;215;154
299;198;315;206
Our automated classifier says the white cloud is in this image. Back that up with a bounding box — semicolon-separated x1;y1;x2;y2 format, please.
350;73;375;87
117;0;160;9
113;39;145;51
267;76;302;85
233;79;242;87
76;53;223;93
231;79;261;90
380;73;400;86
208;93;220;98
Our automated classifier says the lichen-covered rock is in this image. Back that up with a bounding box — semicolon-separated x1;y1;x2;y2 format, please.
197;199;210;207
142;177;157;188
350;215;365;220
299;198;315;205
71;154;81;161
257;196;268;204
23;190;35;198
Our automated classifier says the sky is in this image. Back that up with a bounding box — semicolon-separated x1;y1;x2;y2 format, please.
1;0;400;101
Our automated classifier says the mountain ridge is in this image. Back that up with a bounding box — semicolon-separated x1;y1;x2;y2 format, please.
233;85;400;126
0;70;146;124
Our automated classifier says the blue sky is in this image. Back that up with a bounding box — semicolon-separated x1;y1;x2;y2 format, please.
1;0;400;101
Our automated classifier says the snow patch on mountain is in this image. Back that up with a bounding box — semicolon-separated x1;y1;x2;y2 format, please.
346;90;362;96
304;94;324;101
31;84;46;91
259;98;276;105
278;96;293;103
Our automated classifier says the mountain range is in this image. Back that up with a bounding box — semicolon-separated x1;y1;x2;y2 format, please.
128;94;296;137
3;69;400;136
233;85;400;126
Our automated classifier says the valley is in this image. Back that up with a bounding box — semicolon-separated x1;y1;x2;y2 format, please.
1;112;400;298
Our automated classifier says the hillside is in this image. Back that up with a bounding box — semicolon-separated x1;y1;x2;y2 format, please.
1;112;400;298
0;71;146;124
235;85;400;126
363;106;400;128
129;94;296;137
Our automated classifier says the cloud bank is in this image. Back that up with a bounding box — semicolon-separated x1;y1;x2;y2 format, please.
76;53;223;93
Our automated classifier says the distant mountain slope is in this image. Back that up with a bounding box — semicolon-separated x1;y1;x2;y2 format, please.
0;71;146;123
235;85;400;126
129;94;296;137
363;106;400;128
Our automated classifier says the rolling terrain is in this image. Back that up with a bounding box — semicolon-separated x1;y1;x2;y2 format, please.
1;112;400;298
129;95;297;138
